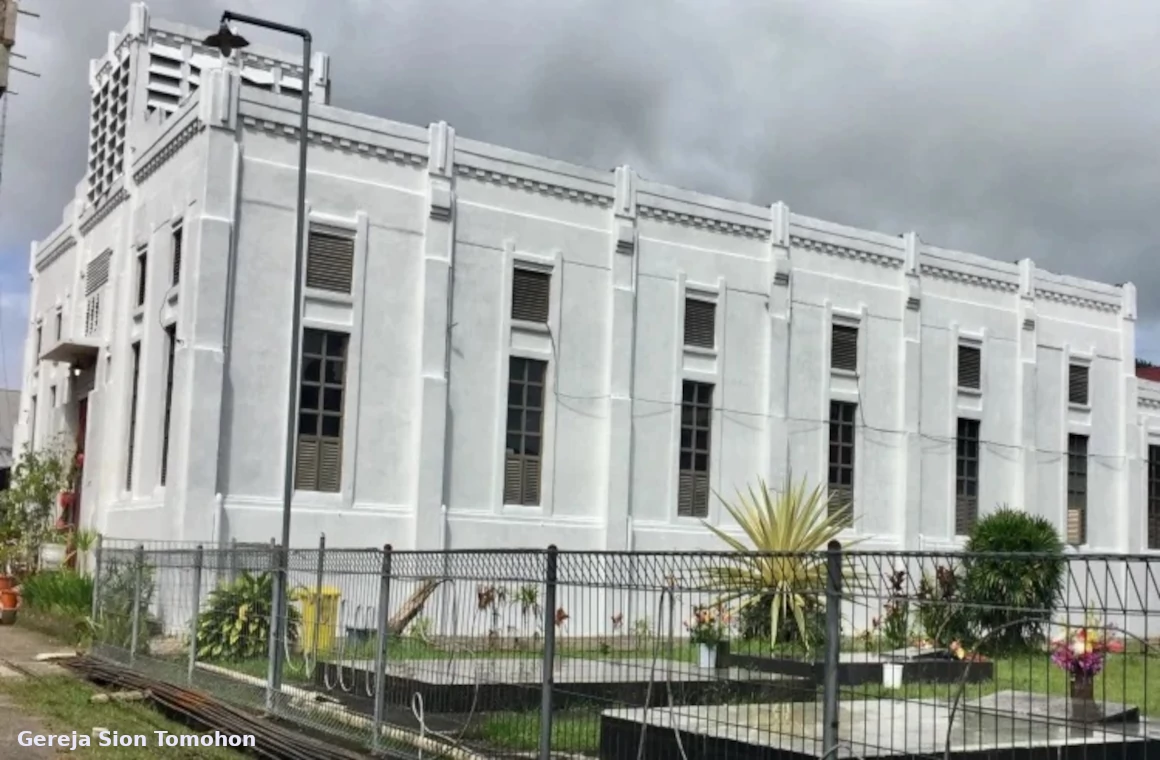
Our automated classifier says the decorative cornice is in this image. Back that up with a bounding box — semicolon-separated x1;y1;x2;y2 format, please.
241;116;427;168
79;187;129;235
35;236;78;271
132;119;206;185
455;163;613;207
1138;394;1160;411
1034;287;1120;313
791;234;903;268
639;205;767;239
920;263;1020;293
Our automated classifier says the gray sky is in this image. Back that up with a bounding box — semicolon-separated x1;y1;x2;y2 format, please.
2;0;1160;390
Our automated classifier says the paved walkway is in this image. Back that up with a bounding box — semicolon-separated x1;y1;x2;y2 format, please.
0;623;77;758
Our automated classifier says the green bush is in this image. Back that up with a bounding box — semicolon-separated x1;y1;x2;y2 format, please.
21;570;94;615
197;572;300;661
960;508;1065;653
93;557;156;653
915;564;970;647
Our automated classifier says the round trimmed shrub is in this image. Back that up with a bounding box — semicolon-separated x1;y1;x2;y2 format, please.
960;508;1064;654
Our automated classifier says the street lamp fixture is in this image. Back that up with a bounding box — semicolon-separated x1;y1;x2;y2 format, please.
203;9;312;707
203;21;249;58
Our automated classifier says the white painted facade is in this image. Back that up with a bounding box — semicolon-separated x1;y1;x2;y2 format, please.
15;5;1160;561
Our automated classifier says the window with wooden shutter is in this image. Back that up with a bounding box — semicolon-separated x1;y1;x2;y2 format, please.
511;268;550;324
126;342;141;491
305;230;355;294
1067;434;1088;545
503;357;547;505
677;381;713;518
684;298;716;350
958;344;981;390
172;224;183;286
955;418;980;535
828;400;856;524
160;325;177;486
1149;445;1160;550
294;329;348;492
1069;363;1089;406
831;324;858;372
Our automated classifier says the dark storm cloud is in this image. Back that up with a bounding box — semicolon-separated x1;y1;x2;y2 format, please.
3;0;1160;385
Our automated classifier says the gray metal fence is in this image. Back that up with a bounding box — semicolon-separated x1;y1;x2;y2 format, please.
88;538;1160;759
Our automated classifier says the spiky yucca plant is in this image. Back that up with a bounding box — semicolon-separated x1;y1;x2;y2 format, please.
703;477;859;652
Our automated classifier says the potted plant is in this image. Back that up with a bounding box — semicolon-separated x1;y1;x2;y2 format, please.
1050;617;1116;721
686;603;730;668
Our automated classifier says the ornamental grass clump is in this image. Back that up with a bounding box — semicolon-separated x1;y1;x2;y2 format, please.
703;477;861;652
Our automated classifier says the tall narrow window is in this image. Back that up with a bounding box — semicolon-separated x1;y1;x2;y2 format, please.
136;247;148;307
1067;433;1088;545
828;400;857;523
126;342;141;491
35;326;41;358
831;324;858;372
683;298;716;350
295;329;348;492
1149;445;1160;550
55;312;62;340
958;344;981;391
160;325;177;486
171;224;183;286
1069;363;1089;406
28;395;37;448
511;268;550;324
955;418;981;535
305;228;354;294
503;357;547;506
678;380;713;518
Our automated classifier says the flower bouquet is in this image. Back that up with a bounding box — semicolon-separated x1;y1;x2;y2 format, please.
1050;618;1113;720
686;604;730;668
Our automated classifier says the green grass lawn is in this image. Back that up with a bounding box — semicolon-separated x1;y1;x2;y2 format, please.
0;676;245;759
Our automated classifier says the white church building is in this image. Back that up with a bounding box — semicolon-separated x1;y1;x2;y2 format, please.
14;4;1160;555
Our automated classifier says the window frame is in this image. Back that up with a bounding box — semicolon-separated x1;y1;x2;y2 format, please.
1148;445;1160;550
160;324;177;486
171;222;183;286
126;341;141;491
955;417;981;535
831;323;859;373
683;298;716;351
828;400;857;524
957;343;982;391
294;328;349;493
677;380;714;518
136;246;148;308
1067;433;1089;546
503;356;548;506
1068;363;1090;407
510;267;551;325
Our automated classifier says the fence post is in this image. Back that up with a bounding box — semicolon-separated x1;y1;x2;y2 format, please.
310;533;326;677
188;545;204;684
229;538;238;583
539;545;559;760
129;544;144;665
264;537;278;713
89;535;104;627
372;545;393;751
822;540;843;757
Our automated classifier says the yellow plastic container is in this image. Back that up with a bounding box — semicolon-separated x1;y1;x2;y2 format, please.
296;586;341;654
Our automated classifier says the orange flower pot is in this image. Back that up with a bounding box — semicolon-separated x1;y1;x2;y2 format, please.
0;575;14;592
0;589;20;610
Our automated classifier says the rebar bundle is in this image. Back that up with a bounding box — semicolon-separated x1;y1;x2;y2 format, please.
63;656;372;760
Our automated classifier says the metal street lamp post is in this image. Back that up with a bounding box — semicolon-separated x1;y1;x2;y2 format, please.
204;12;312;702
